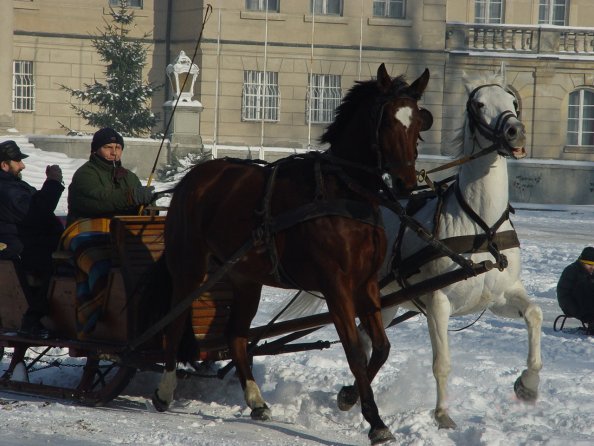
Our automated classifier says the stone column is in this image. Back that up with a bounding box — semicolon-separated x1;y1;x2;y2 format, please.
0;2;14;130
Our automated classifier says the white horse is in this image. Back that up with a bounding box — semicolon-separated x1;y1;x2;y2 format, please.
285;70;543;429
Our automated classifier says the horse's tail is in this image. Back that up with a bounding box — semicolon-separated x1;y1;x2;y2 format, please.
136;253;198;363
136;253;173;336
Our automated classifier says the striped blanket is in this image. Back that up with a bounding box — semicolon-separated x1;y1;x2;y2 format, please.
60;218;112;339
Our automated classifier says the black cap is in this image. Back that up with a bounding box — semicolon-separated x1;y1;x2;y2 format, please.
579;246;594;263
91;128;124;152
0;140;29;162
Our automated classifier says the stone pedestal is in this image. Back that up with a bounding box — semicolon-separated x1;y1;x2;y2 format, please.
163;100;204;159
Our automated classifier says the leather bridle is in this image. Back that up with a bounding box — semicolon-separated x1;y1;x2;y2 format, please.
466;84;520;155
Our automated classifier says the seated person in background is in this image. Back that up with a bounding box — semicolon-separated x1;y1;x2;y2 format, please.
65;128;154;338
557;246;594;333
0;140;64;339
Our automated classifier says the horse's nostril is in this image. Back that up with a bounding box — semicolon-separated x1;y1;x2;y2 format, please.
506;127;517;138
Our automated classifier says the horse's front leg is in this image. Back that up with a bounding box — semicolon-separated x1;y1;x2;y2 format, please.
493;285;543;401
227;281;271;421
426;290;457;429
338;303;399;412
327;287;394;444
152;309;188;412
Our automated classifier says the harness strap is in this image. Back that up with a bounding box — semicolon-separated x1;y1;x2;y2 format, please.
454;182;514;269
397;230;520;282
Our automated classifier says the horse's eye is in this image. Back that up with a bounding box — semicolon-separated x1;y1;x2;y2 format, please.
476;101;485;108
513;100;519;111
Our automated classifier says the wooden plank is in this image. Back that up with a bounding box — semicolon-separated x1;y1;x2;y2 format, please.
0;260;29;330
191;307;232;317
192;315;230;326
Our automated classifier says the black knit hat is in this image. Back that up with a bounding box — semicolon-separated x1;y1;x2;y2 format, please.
91;128;124;152
579;247;594;264
0;140;29;162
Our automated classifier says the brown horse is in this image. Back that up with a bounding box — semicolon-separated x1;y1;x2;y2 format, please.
147;64;432;444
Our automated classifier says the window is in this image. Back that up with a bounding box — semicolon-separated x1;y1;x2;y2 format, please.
306;74;342;124
373;0;405;19
311;0;342;16
567;89;594;146
109;0;143;7
242;71;280;122
246;0;279;12
538;0;567;26
12;61;35;112
474;0;503;24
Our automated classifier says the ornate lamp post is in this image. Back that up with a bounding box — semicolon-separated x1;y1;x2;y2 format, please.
163;50;204;158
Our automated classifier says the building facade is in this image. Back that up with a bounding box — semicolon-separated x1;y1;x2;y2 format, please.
2;0;594;164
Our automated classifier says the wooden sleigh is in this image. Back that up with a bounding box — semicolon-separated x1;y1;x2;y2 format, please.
0;213;493;405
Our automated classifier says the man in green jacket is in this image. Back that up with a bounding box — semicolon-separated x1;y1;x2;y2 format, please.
66;127;154;226
557;246;594;332
66;127;154;337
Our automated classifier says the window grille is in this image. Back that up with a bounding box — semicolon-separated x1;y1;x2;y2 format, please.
312;0;342;16
242;71;280;122
372;0;405;19
245;0;279;12
109;0;143;8
474;0;503;24
538;0;567;26
12;61;35;112
567;89;594;146
306;74;342;124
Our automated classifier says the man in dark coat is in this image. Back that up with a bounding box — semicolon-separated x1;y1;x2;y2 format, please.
557;246;594;332
0;140;64;338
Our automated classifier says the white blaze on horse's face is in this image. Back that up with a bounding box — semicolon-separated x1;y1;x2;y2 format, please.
395;106;413;130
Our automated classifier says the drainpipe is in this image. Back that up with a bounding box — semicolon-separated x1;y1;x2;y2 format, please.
164;0;173;106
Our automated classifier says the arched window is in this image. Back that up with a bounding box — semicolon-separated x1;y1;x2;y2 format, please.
567;88;594;146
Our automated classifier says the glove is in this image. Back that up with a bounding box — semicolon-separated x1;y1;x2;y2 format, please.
46;165;63;183
131;185;155;205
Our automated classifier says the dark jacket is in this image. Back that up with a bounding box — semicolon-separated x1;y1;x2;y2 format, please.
0;170;64;273
557;260;594;321
67;153;142;226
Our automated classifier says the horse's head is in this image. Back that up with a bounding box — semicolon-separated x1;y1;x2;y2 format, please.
321;64;432;195
464;73;526;160
376;64;433;193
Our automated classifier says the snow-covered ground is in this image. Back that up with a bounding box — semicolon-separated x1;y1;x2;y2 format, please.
1;138;594;445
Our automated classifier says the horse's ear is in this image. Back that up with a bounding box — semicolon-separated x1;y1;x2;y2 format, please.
377;63;391;90
410;68;430;95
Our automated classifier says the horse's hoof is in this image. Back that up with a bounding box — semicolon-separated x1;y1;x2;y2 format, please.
368;427;395;445
435;409;457;429
250;404;272;421
337;385;359;411
151;389;170;412
514;376;538;402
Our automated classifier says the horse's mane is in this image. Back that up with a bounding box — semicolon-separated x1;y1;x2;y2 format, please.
445;70;505;157
320;75;410;147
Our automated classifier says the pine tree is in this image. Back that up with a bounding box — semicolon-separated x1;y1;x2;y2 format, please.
62;0;158;137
